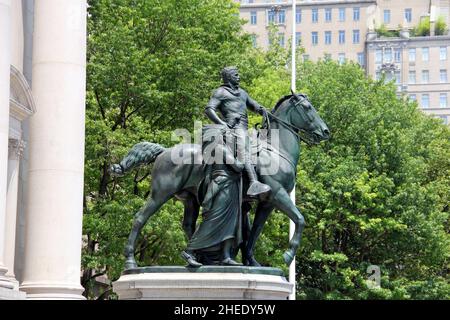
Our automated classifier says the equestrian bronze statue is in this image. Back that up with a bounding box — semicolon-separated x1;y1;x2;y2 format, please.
110;67;330;270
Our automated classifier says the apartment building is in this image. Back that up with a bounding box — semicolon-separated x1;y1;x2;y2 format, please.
237;0;450;124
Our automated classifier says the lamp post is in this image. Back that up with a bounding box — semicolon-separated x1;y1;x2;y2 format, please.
289;0;297;301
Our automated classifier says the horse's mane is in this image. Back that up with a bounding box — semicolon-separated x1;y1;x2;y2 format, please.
271;94;293;113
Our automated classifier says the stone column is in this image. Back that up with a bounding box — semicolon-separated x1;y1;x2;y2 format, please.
5;139;25;290
0;0;13;291
20;0;87;299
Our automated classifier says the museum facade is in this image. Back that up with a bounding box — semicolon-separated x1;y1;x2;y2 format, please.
0;0;87;299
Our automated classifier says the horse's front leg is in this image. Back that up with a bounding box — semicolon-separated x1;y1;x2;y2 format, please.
244;201;274;266
273;188;305;266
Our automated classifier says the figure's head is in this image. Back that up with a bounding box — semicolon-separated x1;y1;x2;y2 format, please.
221;66;240;87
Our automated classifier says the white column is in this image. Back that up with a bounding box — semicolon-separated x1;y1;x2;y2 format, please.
20;0;87;299
0;0;13;291
5;139;24;289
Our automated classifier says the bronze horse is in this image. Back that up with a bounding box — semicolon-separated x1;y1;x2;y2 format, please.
110;92;330;269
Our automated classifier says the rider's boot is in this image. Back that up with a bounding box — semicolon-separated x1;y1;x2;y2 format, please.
245;164;271;197
181;250;203;268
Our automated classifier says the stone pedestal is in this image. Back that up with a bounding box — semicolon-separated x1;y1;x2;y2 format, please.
113;266;293;300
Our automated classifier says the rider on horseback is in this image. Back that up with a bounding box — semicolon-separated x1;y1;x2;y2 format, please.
204;66;271;197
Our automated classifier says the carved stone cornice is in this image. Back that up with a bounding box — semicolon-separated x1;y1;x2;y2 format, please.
8;139;26;160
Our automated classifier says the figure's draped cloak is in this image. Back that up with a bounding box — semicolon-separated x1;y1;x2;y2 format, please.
186;125;242;253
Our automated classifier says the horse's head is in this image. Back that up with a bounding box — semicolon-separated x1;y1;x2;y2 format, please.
275;91;330;144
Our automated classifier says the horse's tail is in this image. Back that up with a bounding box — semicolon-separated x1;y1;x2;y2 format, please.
110;142;166;176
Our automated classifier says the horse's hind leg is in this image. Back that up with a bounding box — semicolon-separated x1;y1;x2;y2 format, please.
124;194;171;269
181;195;200;240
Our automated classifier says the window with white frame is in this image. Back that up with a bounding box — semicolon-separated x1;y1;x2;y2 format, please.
408;71;416;84
384;10;390;24
384;48;392;63
296;9;301;24
422;70;429;83
251;34;257;47
338;53;345;65
353;30;360;44
325;31;331;45
409;48;416;62
312;8;318;23
357;52;365;67
303;54;310;62
312;32;318;45
405;9;412;23
339;8;345;22
421;94;429;108
395;71;401;84
376;49;382;63
325;8;332;22
279;33;285;47
409;94;416;101
422;47;429;61
440;47;447;60
250;11;257;25
295;32;301;46
440;69;448;83
353;7;360;21
339;30;345;44
440;93;448;108
278;10;285;24
394;48;401;62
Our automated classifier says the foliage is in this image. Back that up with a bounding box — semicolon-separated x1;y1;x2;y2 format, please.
411;16;447;37
247;59;449;300
84;0;449;300
375;24;400;38
83;0;262;299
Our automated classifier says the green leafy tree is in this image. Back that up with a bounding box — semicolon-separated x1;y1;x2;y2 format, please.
83;0;262;299
247;60;449;299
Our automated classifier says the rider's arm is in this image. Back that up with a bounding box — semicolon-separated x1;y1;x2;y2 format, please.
205;89;228;127
246;93;267;116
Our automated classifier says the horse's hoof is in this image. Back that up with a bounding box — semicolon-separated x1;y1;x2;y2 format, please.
124;259;137;270
283;251;294;266
247;256;261;267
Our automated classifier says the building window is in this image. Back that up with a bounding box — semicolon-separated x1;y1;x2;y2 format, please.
405;9;412;23
408;71;416;84
422;47;429;61
279;33;285;47
409;94;416;101
312;32;318;45
278;10;285;24
250;11;257;25
325;31;332;45
440;47;447;60
303;54;310;62
421;94;429;108
440;93;448;108
339;8;345;22
357;52;365;67
384;10;391;24
394;48;401;62
395;71;401;84
268;10;275;24
437;116;448;124
353;7;360;21
384;48;392;63
422;70;429;83
440;69;448;83
376;49;382;63
325;8;332;22
324;53;332;61
338;53;345;65
296;9;301;24
353;30;360;44
339;30;345;44
376;71;381;80
295;32;301;46
409;48;416;62
251;34;257;47
312;8;318;23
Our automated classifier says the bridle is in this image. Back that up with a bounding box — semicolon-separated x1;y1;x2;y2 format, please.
262;95;318;146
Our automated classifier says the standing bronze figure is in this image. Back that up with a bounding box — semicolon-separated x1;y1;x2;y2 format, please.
110;67;330;270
